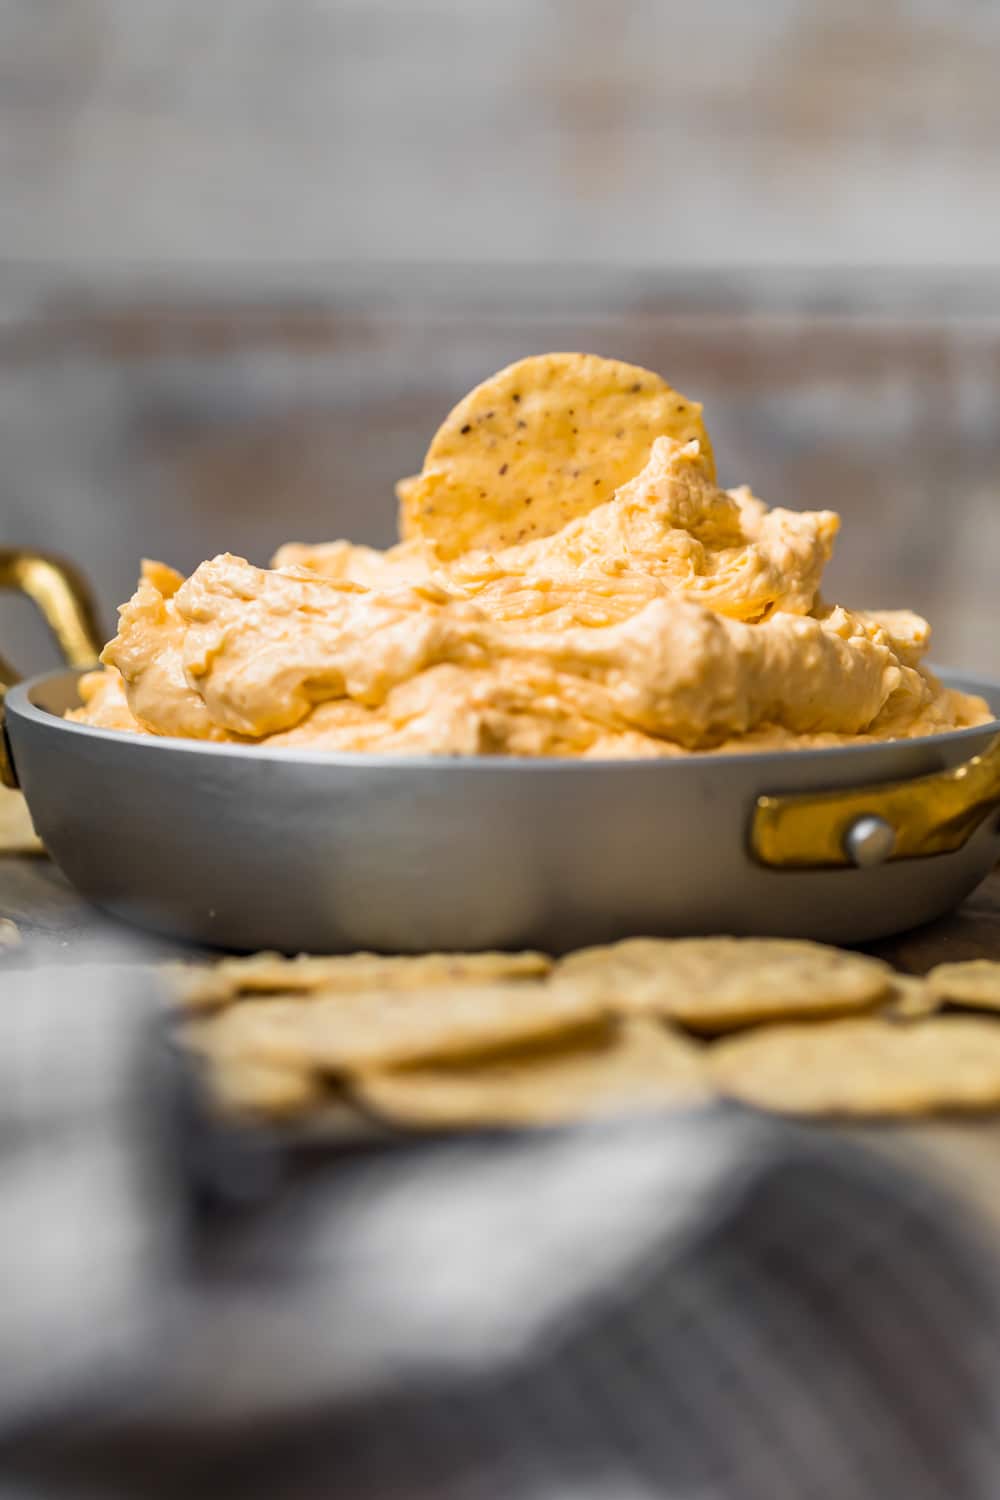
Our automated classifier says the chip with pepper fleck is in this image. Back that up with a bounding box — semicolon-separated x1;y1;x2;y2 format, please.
398;352;713;558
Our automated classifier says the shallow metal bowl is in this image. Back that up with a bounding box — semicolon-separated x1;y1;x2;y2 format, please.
6;669;1000;953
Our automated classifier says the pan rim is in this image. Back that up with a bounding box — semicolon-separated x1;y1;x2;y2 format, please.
8;666;1000;775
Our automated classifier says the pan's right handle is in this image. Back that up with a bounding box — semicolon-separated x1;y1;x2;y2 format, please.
751;732;1000;869
0;549;104;789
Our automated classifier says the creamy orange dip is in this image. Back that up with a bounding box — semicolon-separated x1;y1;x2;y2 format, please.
71;434;990;757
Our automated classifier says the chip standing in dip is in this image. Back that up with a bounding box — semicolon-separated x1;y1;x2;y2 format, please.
70;353;991;757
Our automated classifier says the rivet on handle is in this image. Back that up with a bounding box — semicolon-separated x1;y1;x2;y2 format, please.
843;814;896;868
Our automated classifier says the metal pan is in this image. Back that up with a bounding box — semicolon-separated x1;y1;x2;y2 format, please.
4;550;1000;953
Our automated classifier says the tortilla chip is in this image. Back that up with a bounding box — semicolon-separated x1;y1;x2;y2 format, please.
881;973;940;1021
172;948;552;1011
203;1056;324;1120
927;960;1000;1013
354;1017;708;1131
400;353;714;557
0;788;43;855
710;1015;1000;1116
194;978;608;1074
555;937;890;1034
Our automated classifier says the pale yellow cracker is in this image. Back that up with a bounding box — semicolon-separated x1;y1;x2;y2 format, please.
709;1016;1000;1117
172;949;552;1011
0;917;20;950
354;1018;708;1131
400;353;714;557
0;788;43;855
196;979;608;1074
927;960;1000;1013
881;973;940;1021
203;1056;325;1120
555;937;891;1034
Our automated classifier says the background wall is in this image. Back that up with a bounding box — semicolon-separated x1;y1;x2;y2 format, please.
5;0;1000;270
1;0;998;678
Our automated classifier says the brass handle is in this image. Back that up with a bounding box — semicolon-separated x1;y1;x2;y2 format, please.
0;548;105;789
751;733;1000;869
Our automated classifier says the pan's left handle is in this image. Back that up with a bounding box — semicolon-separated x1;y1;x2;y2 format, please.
0;549;104;789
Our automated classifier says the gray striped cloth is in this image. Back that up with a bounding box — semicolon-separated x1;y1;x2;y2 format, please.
2;960;1000;1500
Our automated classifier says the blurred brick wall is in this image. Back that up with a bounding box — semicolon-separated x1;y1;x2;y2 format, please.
2;0;999;269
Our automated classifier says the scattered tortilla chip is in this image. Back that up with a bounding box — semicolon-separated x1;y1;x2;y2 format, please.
196;979;608;1074
0;788;43;855
400;353;714;557
710;1016;1000;1117
555;937;890;1034
173;948;552;1011
881;973;940;1021
354;1018;708;1131
203;1056;324;1120
927;961;1000;1013
0;917;20;950
174;938;1000;1133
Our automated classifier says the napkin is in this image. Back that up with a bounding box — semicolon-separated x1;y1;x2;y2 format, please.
2;959;1000;1500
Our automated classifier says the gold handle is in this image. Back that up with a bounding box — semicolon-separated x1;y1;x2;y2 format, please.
751;733;1000;869
0;548;105;788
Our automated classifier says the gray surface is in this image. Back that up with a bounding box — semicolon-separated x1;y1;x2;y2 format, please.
0;854;203;965
7;669;1000;955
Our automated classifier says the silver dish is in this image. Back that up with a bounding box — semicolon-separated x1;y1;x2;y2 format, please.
5;668;1000;953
